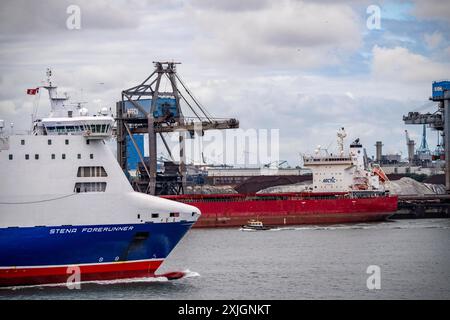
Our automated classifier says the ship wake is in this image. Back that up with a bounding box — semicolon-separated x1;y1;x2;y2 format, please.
252;221;450;232
0;269;200;290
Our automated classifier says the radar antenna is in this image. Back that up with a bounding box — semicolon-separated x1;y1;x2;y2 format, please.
337;127;347;156
46;68;53;86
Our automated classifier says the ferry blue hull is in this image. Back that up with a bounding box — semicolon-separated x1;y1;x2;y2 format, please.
0;221;194;286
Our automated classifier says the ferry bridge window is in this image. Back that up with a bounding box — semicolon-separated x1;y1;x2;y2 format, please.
48;139;52;145
8;154;12;160
65;139;69;145
74;182;107;193
77;166;108;177
89;125;96;133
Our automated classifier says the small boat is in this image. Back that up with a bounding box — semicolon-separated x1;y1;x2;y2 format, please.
240;219;273;231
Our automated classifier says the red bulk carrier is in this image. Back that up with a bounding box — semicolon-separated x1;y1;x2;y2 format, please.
162;192;397;228
163;128;398;227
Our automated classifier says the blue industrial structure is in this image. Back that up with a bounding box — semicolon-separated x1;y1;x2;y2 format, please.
124;98;178;119
432;81;450;101
126;134;144;170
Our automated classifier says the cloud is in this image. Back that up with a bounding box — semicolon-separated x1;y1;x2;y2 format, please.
371;45;450;83
424;31;444;49
190;0;271;12
179;73;429;164
412;0;450;23
189;0;362;68
0;0;447;166
0;0;144;35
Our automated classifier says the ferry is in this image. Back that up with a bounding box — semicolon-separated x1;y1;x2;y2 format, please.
0;70;201;287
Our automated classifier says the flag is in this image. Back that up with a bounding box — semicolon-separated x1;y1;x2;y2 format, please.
27;88;39;95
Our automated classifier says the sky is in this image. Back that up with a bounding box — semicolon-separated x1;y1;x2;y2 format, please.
0;0;449;167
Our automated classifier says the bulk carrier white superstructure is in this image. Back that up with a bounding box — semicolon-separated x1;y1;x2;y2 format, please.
0;70;200;287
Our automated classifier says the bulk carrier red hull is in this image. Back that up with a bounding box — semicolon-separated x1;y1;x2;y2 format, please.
162;192;398;228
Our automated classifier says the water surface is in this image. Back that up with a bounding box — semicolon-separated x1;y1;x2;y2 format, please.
1;219;449;300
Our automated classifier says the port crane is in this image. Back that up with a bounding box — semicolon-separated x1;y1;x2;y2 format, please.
403;80;450;192
433;132;445;161
116;62;239;195
416;124;431;155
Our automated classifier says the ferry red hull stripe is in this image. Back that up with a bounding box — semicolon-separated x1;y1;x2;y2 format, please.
0;259;163;287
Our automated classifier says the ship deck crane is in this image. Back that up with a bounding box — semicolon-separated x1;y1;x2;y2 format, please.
116;62;239;195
